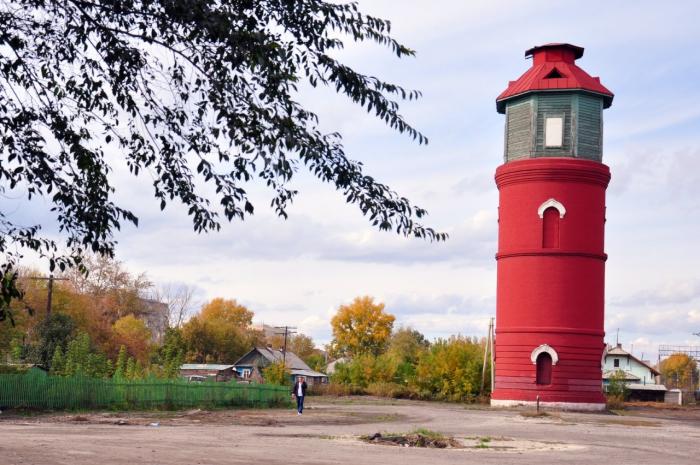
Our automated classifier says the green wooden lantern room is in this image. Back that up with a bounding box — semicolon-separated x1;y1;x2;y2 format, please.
496;44;614;164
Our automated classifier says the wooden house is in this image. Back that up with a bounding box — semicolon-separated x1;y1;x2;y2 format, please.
234;346;328;385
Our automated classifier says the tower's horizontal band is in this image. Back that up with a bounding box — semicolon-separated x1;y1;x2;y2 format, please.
495;158;611;188
496;249;607;261
495;327;605;337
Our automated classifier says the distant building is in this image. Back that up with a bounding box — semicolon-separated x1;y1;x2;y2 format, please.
603;344;665;401
234;346;328;385
325;357;349;375
249;323;278;339
179;364;238;382
139;298;169;343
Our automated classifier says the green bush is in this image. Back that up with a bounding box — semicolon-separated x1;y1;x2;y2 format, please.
411;336;484;402
329;335;487;403
263;361;291;386
307;382;363;396
605;370;628;409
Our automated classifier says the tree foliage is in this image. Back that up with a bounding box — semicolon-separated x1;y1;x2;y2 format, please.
263;361;290;386
606;370;629;397
181;298;260;363
112;314;152;362
267;332;318;362
51;331;112;378
0;258;165;361
330;296;395;357
154;327;186;379
33;312;75;367
0;0;446;320
660;353;698;390
330;333;488;402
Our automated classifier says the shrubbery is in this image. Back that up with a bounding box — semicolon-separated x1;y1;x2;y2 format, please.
263;361;291;386
605;369;628;409
329;335;488;402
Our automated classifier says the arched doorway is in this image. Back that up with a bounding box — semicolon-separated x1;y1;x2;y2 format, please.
536;352;553;385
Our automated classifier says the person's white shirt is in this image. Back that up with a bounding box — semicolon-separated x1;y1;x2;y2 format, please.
297;381;303;397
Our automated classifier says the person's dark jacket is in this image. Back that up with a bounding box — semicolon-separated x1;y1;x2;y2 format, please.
291;380;307;397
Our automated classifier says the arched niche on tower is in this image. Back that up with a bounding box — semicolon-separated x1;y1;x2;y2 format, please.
537;198;566;218
530;344;559;365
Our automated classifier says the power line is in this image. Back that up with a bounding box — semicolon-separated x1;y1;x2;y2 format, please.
273;326;297;369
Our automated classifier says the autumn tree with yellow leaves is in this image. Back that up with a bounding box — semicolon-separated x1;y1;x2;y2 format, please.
660;353;698;390
181;298;262;363
112;315;152;363
330;296;395;357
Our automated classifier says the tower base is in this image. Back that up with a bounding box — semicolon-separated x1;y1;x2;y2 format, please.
491;398;606;411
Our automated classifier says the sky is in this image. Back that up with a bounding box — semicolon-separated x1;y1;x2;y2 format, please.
5;0;700;361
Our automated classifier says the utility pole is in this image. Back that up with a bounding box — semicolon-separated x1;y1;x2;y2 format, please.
29;274;68;318
274;326;297;370
481;322;489;394
481;317;495;395
489;317;495;394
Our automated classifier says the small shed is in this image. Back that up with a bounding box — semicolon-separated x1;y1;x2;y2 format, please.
179;364;238;382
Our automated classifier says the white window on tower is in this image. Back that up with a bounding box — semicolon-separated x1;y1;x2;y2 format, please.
545;116;564;147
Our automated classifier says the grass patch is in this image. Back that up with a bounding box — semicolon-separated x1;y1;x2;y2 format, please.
472;436;491;449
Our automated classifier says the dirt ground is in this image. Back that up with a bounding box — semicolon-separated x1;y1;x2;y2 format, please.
1;396;699;465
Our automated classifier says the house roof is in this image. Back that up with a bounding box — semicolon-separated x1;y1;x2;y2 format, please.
626;383;667;392
496;43;613;113
604;344;661;376
325;357;349;374
606;346;629;356
291;368;328;378
180;364;235;371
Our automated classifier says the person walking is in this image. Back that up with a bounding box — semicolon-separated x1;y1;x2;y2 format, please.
291;377;307;415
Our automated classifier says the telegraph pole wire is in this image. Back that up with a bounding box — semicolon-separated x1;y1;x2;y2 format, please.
274;326;297;370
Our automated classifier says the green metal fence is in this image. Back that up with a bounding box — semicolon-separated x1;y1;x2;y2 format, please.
0;371;290;410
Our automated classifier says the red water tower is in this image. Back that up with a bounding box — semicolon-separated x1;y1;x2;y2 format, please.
491;44;613;410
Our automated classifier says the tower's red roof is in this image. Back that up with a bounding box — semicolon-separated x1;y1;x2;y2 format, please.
496;43;613;113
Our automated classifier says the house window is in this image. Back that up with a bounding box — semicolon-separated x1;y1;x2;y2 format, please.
242;369;251;378
545;116;564;147
536;352;553;385
613;359;619;368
